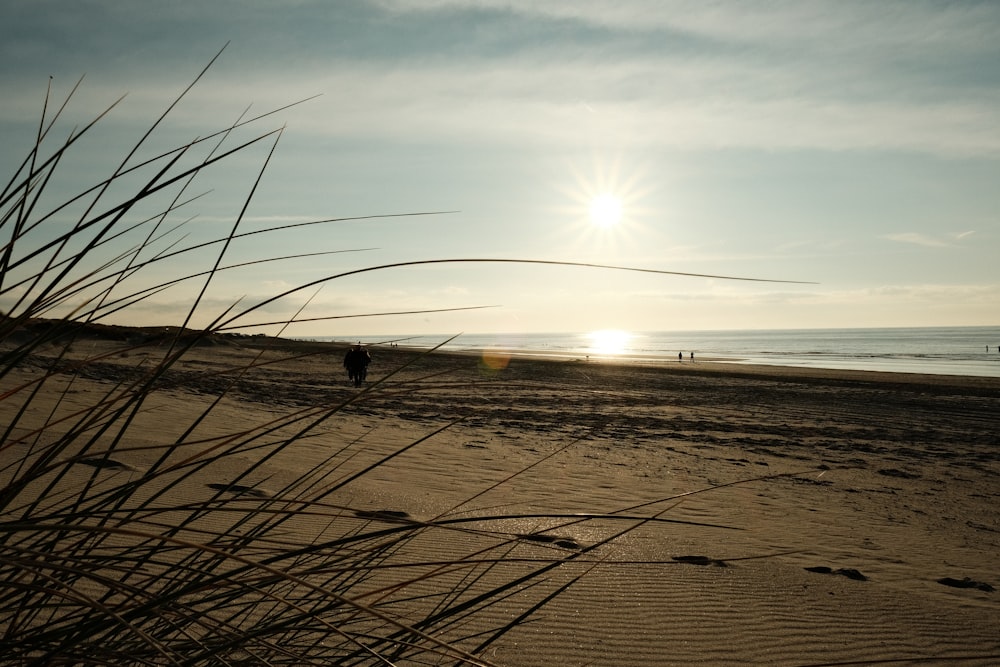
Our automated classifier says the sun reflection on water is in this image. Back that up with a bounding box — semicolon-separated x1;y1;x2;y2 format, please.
585;329;632;355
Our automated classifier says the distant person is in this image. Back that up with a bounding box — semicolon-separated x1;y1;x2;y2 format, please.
678;352;683;362
343;343;372;387
690;351;695;361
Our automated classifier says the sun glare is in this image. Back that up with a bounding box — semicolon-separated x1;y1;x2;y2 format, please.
554;155;648;252
589;193;623;228
586;329;632;355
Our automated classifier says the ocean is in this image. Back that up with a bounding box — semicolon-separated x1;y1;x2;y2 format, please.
338;326;1000;378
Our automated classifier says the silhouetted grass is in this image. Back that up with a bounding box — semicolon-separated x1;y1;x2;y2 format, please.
0;51;796;665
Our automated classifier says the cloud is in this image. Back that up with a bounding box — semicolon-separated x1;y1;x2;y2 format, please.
883;233;951;248
813;283;1000;305
375;0;1000;65
138;62;995;158
883;231;978;248
5;2;1000;159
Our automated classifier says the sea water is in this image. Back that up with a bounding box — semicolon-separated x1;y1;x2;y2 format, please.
344;327;1000;378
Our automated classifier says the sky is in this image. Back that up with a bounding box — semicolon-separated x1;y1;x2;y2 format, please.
2;0;999;338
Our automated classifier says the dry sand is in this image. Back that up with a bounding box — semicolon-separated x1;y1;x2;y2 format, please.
3;332;999;665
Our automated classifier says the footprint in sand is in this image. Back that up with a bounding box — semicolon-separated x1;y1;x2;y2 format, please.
206;483;272;499
75;457;138;472
937;576;995;592
672;555;728;567
878;468;921;480
353;509;411;522
805;566;868;581
517;533;582;550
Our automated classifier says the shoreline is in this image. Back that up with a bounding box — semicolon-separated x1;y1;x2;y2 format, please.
341;324;1000;379
394;342;1000;379
374;341;1000;393
9;319;1000;393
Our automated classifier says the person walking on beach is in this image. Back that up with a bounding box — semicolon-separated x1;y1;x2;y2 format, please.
678;352;683;362
343;343;371;387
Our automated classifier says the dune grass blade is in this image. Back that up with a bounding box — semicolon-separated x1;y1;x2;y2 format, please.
0;52;837;666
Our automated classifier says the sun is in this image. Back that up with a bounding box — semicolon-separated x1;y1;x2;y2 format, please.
588;193;623;228
553;155;648;242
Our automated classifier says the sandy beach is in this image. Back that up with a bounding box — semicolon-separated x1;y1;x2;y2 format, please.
3;328;999;665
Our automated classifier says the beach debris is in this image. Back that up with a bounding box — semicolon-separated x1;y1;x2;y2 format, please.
937;577;995;592
672;555;728;567
206;483;271;498
804;566;868;581
353;509;411;522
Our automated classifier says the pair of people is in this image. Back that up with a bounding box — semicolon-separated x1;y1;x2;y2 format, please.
343;343;371;387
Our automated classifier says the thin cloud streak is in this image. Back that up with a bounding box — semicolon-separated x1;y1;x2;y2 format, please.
884;233;952;248
110;64;996;157
377;0;1000;64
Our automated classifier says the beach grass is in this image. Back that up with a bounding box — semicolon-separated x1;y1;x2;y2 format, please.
6;53;998;667
0;54;751;666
